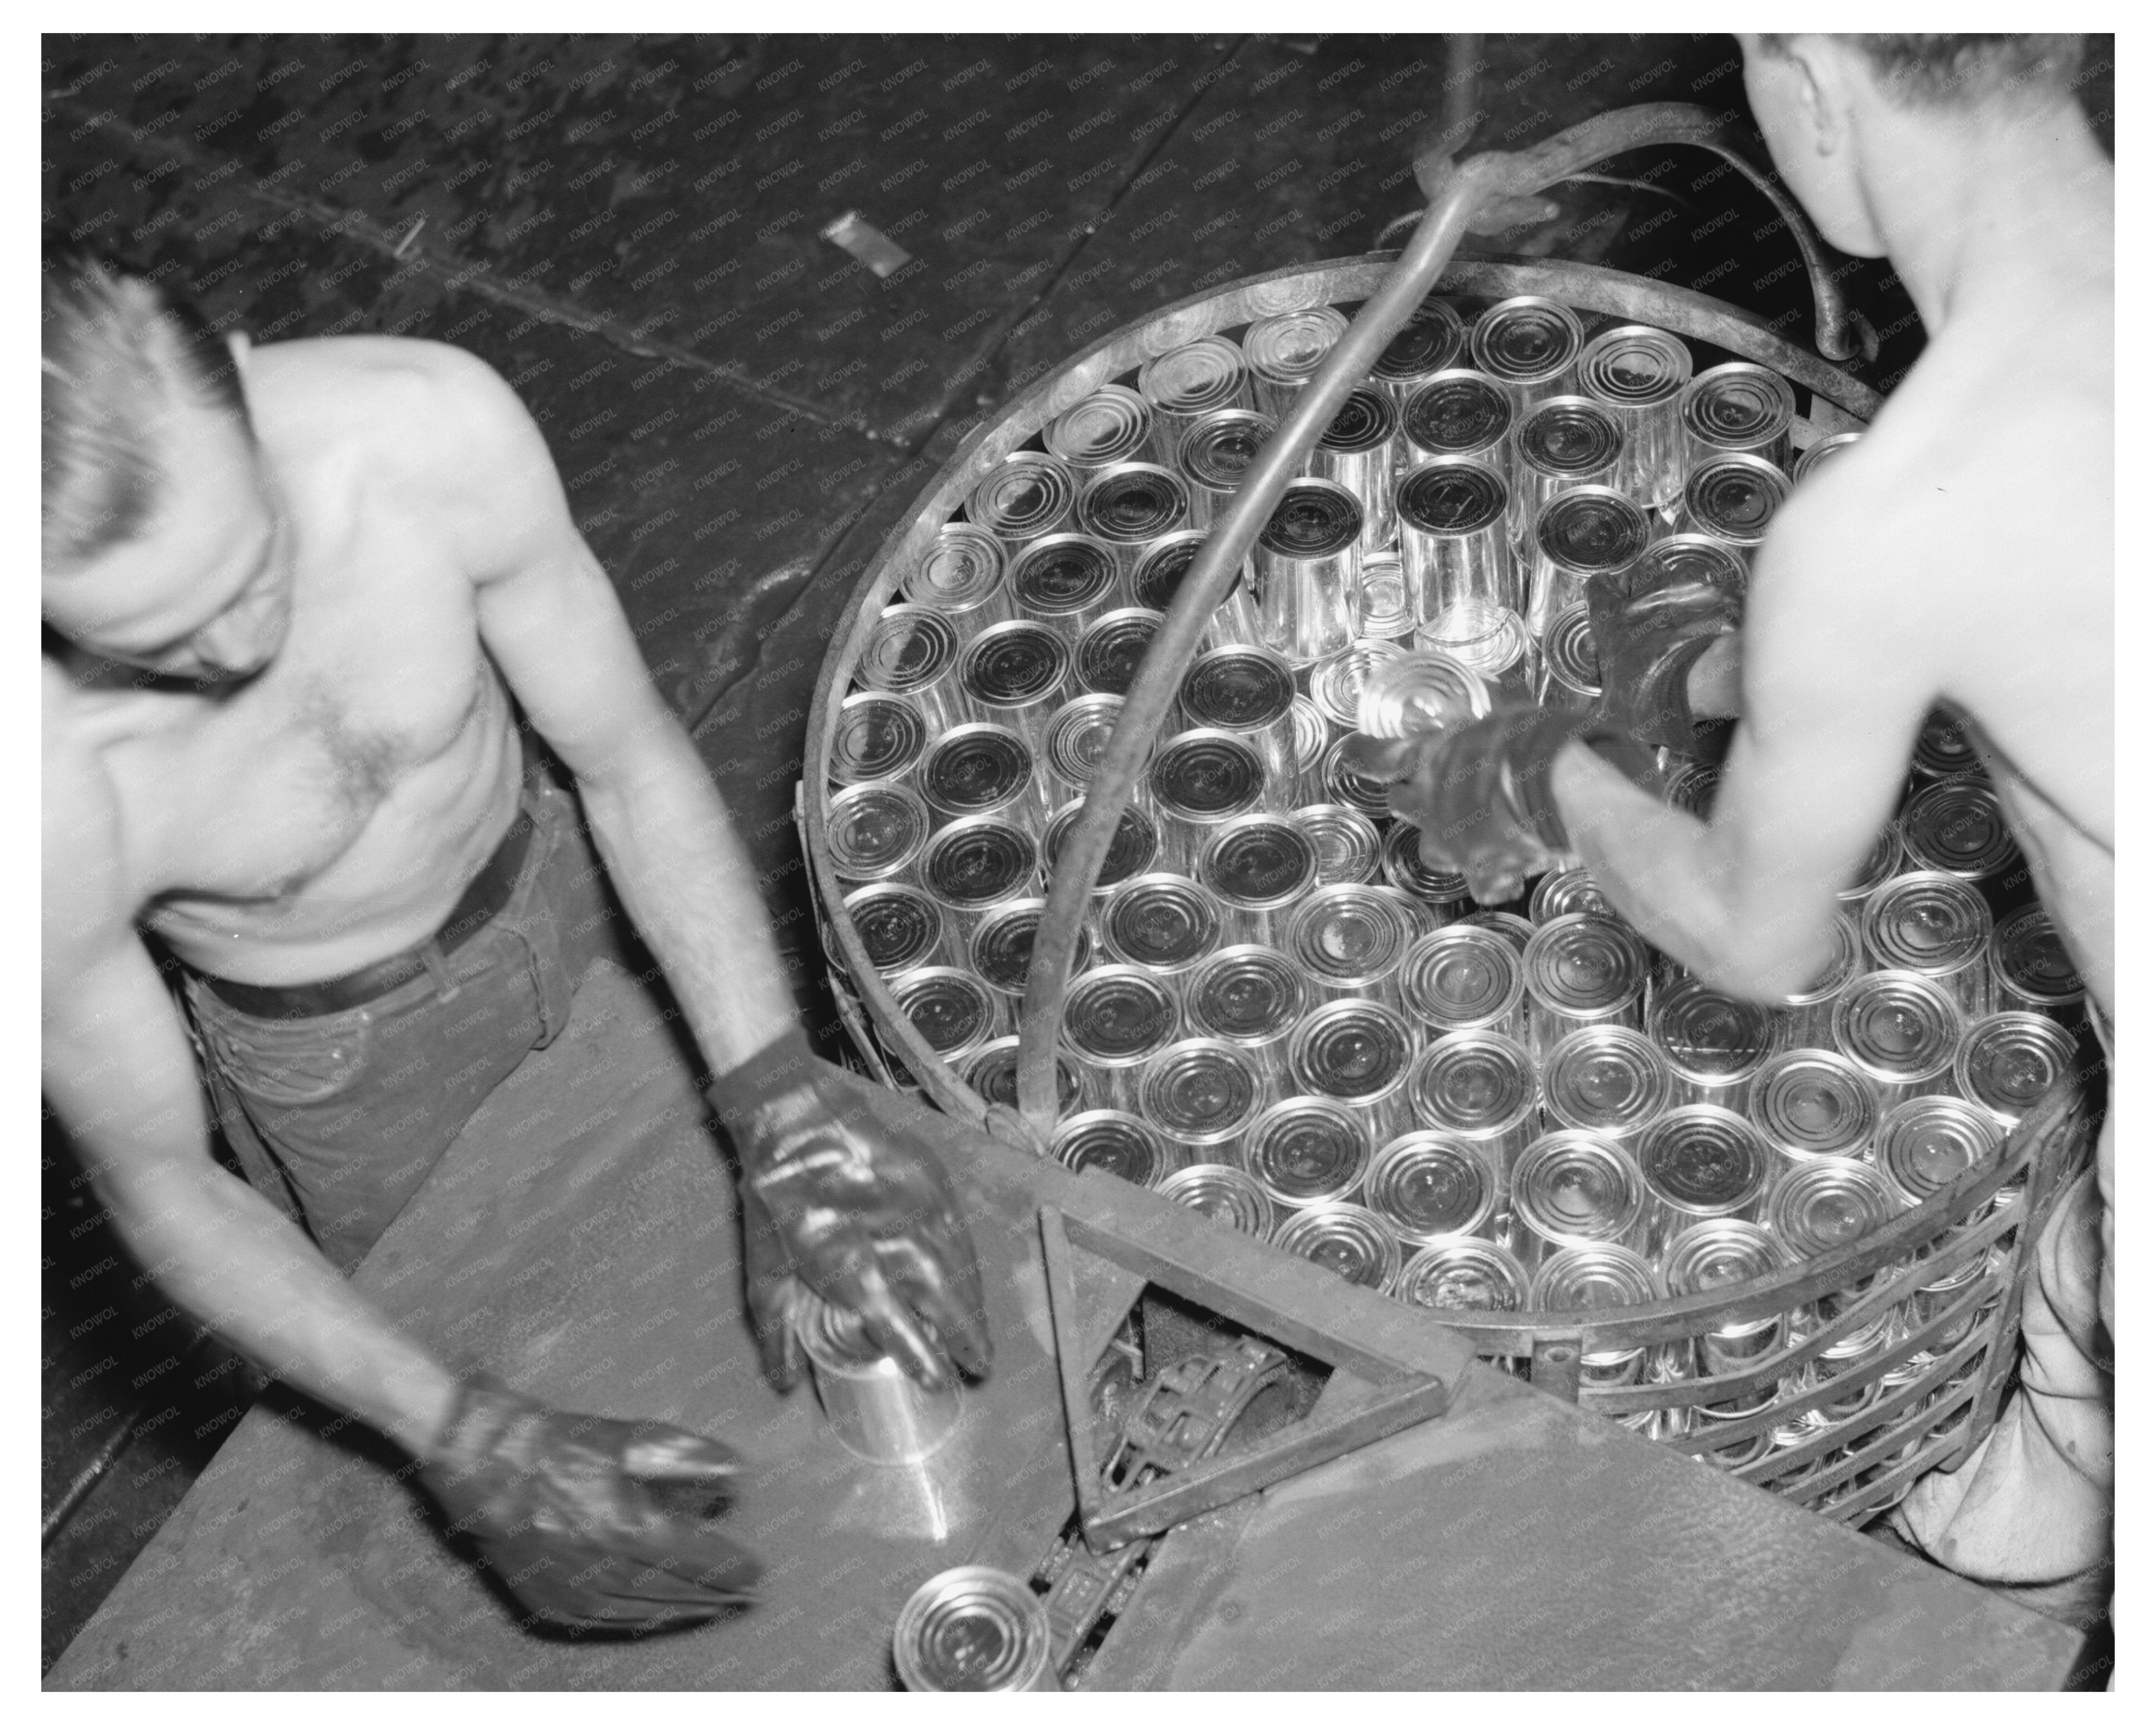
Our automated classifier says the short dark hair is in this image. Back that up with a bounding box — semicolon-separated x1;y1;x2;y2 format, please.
41;258;250;569
1756;34;2086;108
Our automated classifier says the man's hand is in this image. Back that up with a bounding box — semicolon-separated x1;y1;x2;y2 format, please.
419;1376;760;1631
1585;543;1747;753
1344;705;1659;904
708;1030;993;1395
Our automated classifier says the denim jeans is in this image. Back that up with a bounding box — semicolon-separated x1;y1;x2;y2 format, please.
186;771;635;1273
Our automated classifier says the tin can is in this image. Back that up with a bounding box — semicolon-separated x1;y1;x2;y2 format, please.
1062;964;1182;1112
1953;1011;2078;1127
1253;478;1366;663
1861;871;1994;1016
1370;295;1468;406
1631;532;1748;616
1148;727;1270;869
1381;823;1474;918
1042;695;1128;803
1356;553;1417;644
1462;909;1537;957
888;965;1002;1067
1396;458;1516;619
964;1035;1084;1117
956;620;1072;753
1356;650;1497;750
1648;975;1780;1111
829;781;932;886
1180;644;1299;782
1413;604;1531;699
1522;912;1650;1057
1469;295;1586;413
1675;453;1790;553
1577;323;1693;508
1139;335;1253;467
1100;872;1222;984
1395;1237;1530;1313
1288;998;1417;1144
1285;883;1422;1006
1401;368;1515;472
857;603;967;731
1246;1095;1372;1207
1406;1031;1540;1163
1678;362;1797;473
1660;761;1722;822
1274;1203;1403;1295
1526;866;1616;927
902;522;1012;628
1750;1048;1880;1167
799;1295;964;1467
1156;1161;1275;1239
1007;533;1123;643
1527;1244;1658;1384
919;815;1039;944
1527;484;1651;640
831;690;929;788
1510;394;1626;542
1537;602;1603;714
1661;1218;1786;1394
1910;704;1984;783
966;450;1078;549
1075;461;1192;581
843;882;949;977
1198;814;1319;946
1242;303;1350;420
1050;1108;1170;1188
1074;607;1164;698
1139;1037;1265;1158
1399;924;1525;1038
1904;1245;1993;1352
894;1566;1056;1692
1508;1130;1646;1263
1307;638;1405;734
1899;779;2019;886
1773;913;1864;1048
1639;1107;1774;1259
1288;696;1331;803
1290;802;1382;887
970;897;1093;1003
1792;430;1863;486
1043;798;1162;902
1132;530;1266;650
919;722;1047;834
1988;905;2085;1019
1176;407;1279;536
1838;825;1907;905
1831;969;1964;1100
1366;1131;1502;1246
1541;1026;1674;1143
1047;382;1155;474
1319;733;1395;820
1876;1094;2006;1210
1314;386;1404;553
1766;1159;1898;1265
1185;944;1308;1097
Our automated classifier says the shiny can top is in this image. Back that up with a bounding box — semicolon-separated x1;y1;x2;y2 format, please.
1407;1031;1539;1139
1044;798;1161;893
1366;1131;1500;1244
1648;976;1780;1087
1286;883;1422;989
1354;647;1492;740
1043;694;1124;791
832;690;928;786
1288;998;1417;1104
1046;383;1154;472
970;898;1091;999
858;603;961;698
1155;1162;1275;1239
893;1566;1053;1693
1678;362;1797;454
1396;1239;1530;1312
1877;1094;2006;1207
1989;905;2085;1011
1149;728;1268;823
1750;1048;1880;1163
1541;1026;1674;1139
1307;639;1406;731
1008;533;1119;620
1765;1159;1898;1259
828;781;931;882
1316;386;1400;456
1528;1242;1658;1314
1526;866;1616;926
1290;803;1383;886
1396;457;1508;537
1257;477;1364;560
1199;815;1320;911
1778;913;1863;1008
1401;369;1514;460
1062;965;1181;1067
1242;304;1350;385
1523;913;1650;1020
1100;873;1222;975
919;816;1037;910
967;451;1077;542
1176;407;1278;496
1182;644;1298;732
1139;1038;1265;1146
1511;1130;1646;1247
1659;1218;1785;1301
957;619;1070;709
1273;1203;1402;1294
1245;1096;1372;1206
1682;453;1789;547
1371;297;1467;385
966;1036;1083;1116
1076;461;1190;545
1638;1106;1773;1218
1899;780;2018;881
1830;969;1964;1086
1533;485;1651;577
1074;608;1163;698
1398;925;1525;1034
1953;1011;2078;1124
1515;395;1624;480
1542;603;1602;699
1185;944;1308;1046
1050;1107;1168;1187
920;722;1035;821
1577;322;1692;408
904;523;1008;617
843;881;945;976
1861;871;1991;978
1381;821;1473;908
888;966;998;1061
1138;334;1247;417
1469;295;1586;387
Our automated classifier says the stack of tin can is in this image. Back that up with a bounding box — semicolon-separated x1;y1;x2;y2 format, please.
818;291;2094;1524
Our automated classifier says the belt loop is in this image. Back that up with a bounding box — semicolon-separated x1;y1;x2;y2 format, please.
419;938;460;1004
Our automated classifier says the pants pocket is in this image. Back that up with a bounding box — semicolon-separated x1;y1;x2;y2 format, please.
189;983;375;1109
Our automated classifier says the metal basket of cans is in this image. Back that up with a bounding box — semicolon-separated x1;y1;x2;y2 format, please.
800;247;2097;1526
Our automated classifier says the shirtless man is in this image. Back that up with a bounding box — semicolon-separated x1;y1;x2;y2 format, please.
41;264;991;1630
1369;34;2112;1614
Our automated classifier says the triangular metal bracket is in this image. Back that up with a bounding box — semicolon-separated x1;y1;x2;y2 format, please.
1040;1203;1456;1554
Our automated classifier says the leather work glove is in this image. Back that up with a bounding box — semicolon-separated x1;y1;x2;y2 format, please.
1585;544;1746;754
707;1029;993;1395
419;1375;761;1631
1344;705;1658;905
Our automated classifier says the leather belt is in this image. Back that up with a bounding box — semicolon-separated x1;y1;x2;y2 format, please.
198;807;538;1020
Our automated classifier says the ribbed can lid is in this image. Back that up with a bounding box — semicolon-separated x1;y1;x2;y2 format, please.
1381;821;1473;907
1287;884;1420;989
1062;965;1180;1066
1317;386;1400;456
965;1036;1082;1114
1766;1159;1898;1257
1533;486;1650;576
920;817;1036;910
1366;1131;1499;1243
1273;1203;1401;1293
1155;1162;1274;1239
1397;1239;1530;1311
1953;1011;2078;1123
893;1567;1052;1693
1047;383;1153;471
1290;802;1383;886
1660;1218;1783;1300
1199;815;1319;911
1679;362;1796;452
832;691;928;786
1639;1107;1773;1217
904;524;1007;616
1246;1097;1371;1205
1076;461;1190;545
1258;478;1362;559
1043;695;1123;791
858;604;960;697
1529;1242;1658;1313
1523;913;1650;1018
1527;866;1616;926
920;723;1035;820
1516;395;1623;479
829;782;930;881
967;452;1077;540
889;966;997;1060
1899;780;2018;881
844;882;945;976
1288;998;1416;1103
1541;1026;1673;1138
1074;608;1163;698
1307;640;1406;731
1877;1094;2005;1207
1139;1038;1263;1145
1243;304;1349;386
1176;408;1276;495
1149;729;1267;822
1470;295;1585;386
1138;334;1246;416
1862;872;1991;976
1050;1108;1167;1187
1183;645;1297;731
1648;976;1779;1086
1511;1131;1646;1246
1542;603;1602;697
1399;925;1524;1033
1751;1048;1879;1162
1683;454;1789;546
1407;1032;1539;1139
970;898;1092;998
1989;905;2084;1008
958;620;1070;709
1372;297;1467;384
1397;459;1508;537
1100;873;1222;974
1009;533;1118;619
1831;969;1963;1085
1044;799;1160;892
1401;370;1513;458
1354;647;1492;740
1578;323;1692;408
1186;944;1308;1045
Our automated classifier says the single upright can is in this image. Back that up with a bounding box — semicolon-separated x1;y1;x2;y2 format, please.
918;815;1039;942
1413;603;1531;698
1773;913;1864;1048
1285;883;1423;1007
1185;943;1308;1097
1861;871;1995;1017
969;897;1093;1004
1527;484;1651;640
828;780;932;886
1988;905;2085;1019
1838;826;1907;905
1510;394;1626;542
1537;603;1602;714
1273;1202;1403;1295
956;619;1072;753
1075;461;1192;580
1176;408;1279;535
919;722;1047;834
1381;822;1474;918
1675;453;1790;554
1100;872;1222;984
1242;304;1350;419
1395;1237;1531;1313
1406;1030;1541;1163
1074;607;1164;698
1180;644;1300;782
888;965;1002;1066
1401;368;1515;472
1648;975;1781;1110
1139;1037;1265;1158
1148;727;1270;869
1577;322;1693;508
1253;478;1366;663
857;603;966;730
1638;1107;1774;1259
1245;1095;1373;1207
1047;382;1155;474
1043;798;1161;901
967;451;1078;549
1156;1162;1275;1238
1678;362;1798;473
1061;964;1183;1113
1314;386;1404;553
1658;1219;1786;1400
1291;802;1383;887
1766;1159;1899;1268
1910;704;1984;783
1396;458;1516;620
964;1035;1083;1116
798;1294;964;1467
1318;732;1395;820
1469;295;1587;413
831;690;929;788
1370;295;1468;406
1138;334;1253;466
843;881;949;977
1527;1244;1659;1385
1042;694;1128;802
1006;533;1123;643
1050;1107;1170;1188
1831;969;1964;1101
1953;1011;2078;1127
1526;865;1616;927
1366;1131;1503;1246
1351;646;1493;742
1399;925;1526;1038
1876;1093;2006;1210
1307;638;1405;734
1521;912;1651;1058
1540;1025;1675;1143
1792;430;1863;486
902;522;1012;628
1899;779;2019;887
894;1566;1056;1692
1751;1048;1880;1167
1287;998;1418;1145
1131;529;1266;650
1356;553;1417;643
1199;814;1319;946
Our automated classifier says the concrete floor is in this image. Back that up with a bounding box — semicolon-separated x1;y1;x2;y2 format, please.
39;30;2113;1678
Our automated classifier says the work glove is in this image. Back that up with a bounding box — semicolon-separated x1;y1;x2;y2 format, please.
419;1374;760;1631
1344;704;1658;905
707;1029;993;1395
1585;544;1746;754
